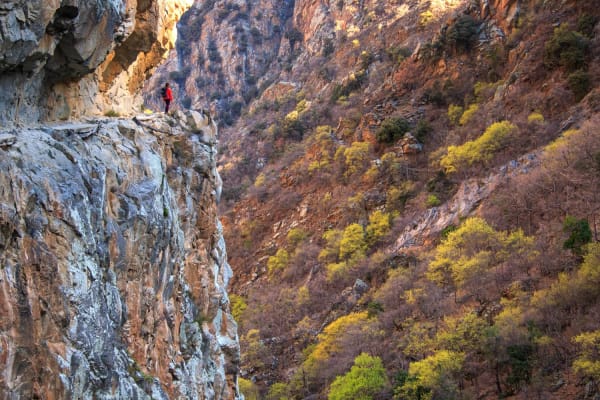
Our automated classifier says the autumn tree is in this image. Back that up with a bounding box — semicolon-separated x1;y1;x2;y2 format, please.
328;353;389;400
427;217;537;304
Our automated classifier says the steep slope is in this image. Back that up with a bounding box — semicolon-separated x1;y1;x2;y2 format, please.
163;0;600;398
0;112;240;399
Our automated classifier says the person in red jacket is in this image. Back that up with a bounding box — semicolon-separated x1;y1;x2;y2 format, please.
162;82;173;113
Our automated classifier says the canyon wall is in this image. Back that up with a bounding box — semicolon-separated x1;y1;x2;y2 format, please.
0;111;240;399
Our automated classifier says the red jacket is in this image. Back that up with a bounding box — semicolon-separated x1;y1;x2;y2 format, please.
165;87;173;101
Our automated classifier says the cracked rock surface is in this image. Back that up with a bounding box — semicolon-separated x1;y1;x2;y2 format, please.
0;112;240;399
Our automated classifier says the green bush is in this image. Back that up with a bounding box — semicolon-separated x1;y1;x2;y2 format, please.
563;216;592;256
446;15;479;52
426;194;441;208
544;24;590;71
577;13;598;38
376;117;410;143
568;70;591;101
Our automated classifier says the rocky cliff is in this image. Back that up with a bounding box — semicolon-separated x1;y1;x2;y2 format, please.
0;111;240;399
0;0;192;125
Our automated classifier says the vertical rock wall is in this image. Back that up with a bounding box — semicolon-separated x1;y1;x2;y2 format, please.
0;112;240;399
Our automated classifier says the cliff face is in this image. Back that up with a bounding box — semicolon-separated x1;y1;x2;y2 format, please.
0;111;240;399
0;0;191;125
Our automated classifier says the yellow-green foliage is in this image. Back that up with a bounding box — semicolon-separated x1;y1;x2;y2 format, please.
342;141;371;177
543;128;580;159
296;285;310;306
267;249;289;276
339;223;367;260
239;377;260;400
287;227;307;249
309;127;335;172
440;120;517;173
285;110;300;122
401;321;435;359
366;210;392;245
435;313;488;353
295;99;308;113
473;81;498;100
229;294;247;323
302;312;371;373
532;243;600;312
386;182;414;212
419;10;435;27
527;111;545;124
326;261;349;281
319;229;343;262
426;194;441;207
241;329;267;370
104;109;121;118
328;353;388;400
427;217;536;301
266;382;290;400
447;104;463;126
254;172;266;187
573;330;600;380
459;104;479;126
398;350;465;400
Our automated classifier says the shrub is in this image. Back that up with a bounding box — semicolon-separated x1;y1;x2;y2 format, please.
267;249;290;276
527;111;545;124
544;23;590;71
366;210;392;245
428;217;537;303
415;120;433;142
267;382;290;400
573;330;600;380
330;70;366;102
568;69;591;101
426;194;441;208
342;142;371;177
577;13;598;38
447;104;463;126
440;120;517;173
446;15;479;52
239;378;259;400
387;45;412;64
397;350;465;399
322;38;335;57
328;353;388;400
104;109;120;117
419;10;435;27
376;117;410;143
563;216;592;256
229;294;247;323
459;103;479;126
287;227;308;248
339;223;367;260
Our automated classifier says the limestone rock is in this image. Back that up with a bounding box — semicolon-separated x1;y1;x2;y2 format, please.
0;114;240;399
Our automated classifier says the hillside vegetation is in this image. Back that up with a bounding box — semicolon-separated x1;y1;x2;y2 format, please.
164;0;600;398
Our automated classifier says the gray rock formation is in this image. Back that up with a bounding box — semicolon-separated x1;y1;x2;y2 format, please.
0;112;240;399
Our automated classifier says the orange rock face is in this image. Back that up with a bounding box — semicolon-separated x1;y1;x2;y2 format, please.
0;112;240;399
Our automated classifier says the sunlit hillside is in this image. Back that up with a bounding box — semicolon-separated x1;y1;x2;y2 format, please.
153;0;600;398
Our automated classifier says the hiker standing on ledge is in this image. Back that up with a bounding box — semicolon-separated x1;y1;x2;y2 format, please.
161;82;173;113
